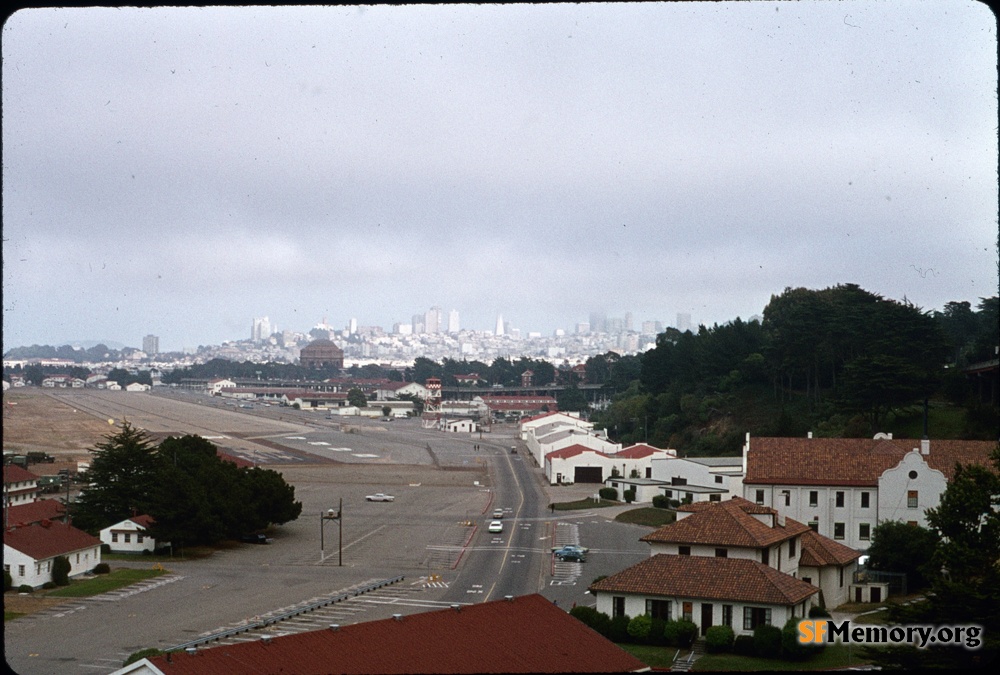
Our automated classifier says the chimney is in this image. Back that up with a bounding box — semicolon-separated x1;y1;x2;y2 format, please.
504;595;514;602
261;635;271;644
921;438;930;455
329;624;340;631
392;614;402;621
807;432;813;439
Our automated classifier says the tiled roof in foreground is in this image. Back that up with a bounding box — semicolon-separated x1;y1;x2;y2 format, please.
145;593;647;674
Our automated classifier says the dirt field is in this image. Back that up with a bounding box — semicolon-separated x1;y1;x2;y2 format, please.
2;390;113;463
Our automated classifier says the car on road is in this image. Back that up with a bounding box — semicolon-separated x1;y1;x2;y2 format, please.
488;520;503;533
492;508;505;519
552;545;588;562
365;493;395;502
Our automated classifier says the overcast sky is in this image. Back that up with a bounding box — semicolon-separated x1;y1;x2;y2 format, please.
3;2;997;353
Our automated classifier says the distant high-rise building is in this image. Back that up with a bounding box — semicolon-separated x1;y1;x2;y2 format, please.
495;314;505;336
142;334;159;355
349;318;358;334
425;306;443;334
576;322;590;335
624;312;634;332
252;316;272;343
677;313;692;333
394;323;413;335
589;311;607;333
411;314;425;334
448;309;460;333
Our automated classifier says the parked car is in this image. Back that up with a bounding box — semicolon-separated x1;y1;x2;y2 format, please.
365;493;395;502
488;520;503;533
552;545;588;562
240;533;272;544
492;508;505;519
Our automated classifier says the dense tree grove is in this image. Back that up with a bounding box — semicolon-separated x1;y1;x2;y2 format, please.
72;423;302;547
593;285;997;452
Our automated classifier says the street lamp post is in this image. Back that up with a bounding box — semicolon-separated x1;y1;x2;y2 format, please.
320;498;342;566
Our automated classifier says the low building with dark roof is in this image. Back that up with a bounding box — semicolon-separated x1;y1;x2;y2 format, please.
113;593;648;674
590;554;818;636
298;339;344;370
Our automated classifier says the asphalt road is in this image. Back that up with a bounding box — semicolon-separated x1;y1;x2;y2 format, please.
4;390;650;674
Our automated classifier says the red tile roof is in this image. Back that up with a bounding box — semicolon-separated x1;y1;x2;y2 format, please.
591;554;818;606
129;514;156;529
798;529;863;567
616;443;667;459
642;497;809;548
745;437;997;487
146;594;646;674
5;499;67;527
545;444;609;461
4;520;101;560
3;465;40;484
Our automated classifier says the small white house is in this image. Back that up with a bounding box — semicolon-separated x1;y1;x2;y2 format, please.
125;382;151;392
442;418;477;433
4;520;102;589
100;515;162;553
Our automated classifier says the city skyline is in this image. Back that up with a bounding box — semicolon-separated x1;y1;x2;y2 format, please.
3;4;996;354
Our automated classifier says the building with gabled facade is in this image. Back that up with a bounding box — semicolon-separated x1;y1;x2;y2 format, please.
741;434;997;551
4;519;102;589
100;514;164;554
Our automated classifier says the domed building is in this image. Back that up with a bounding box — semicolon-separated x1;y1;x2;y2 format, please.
299;338;344;370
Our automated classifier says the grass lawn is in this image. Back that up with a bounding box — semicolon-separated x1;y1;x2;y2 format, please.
617;643;682;669
552;498;619;510
615;507;676;527
693;643;871;671
5;611;25;621
45;568;168;598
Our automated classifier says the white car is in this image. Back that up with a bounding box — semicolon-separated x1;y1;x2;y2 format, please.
488;520;503;533
365;493;395;502
492;508;504;519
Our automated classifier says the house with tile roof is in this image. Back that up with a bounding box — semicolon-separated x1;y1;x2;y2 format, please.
4;519;102;589
3;465;40;507
100;514;164;554
112;593;648;675
590;554;817;637
741;434;997;550
589;496;860;636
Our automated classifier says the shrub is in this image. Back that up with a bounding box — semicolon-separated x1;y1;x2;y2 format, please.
705;625;735;653
93;563;111;574
599;487;618;501
627;614;652;642
808;605;831;618
568;606;612;638
608;614;631;643
781;616;824;660
648;617;669;646
4;570;12;592
100;543;111;554
123;648;165;667
17;584;34;594
734;634;756;656
623;488;636;504
753;624;783;658
51;555;71;586
42;581;57;590
664;619;698;648
141;549;152;556
652;494;670;509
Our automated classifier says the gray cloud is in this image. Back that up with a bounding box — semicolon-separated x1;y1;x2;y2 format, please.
3;3;996;352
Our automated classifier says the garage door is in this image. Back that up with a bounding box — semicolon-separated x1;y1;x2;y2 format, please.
574;466;603;483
